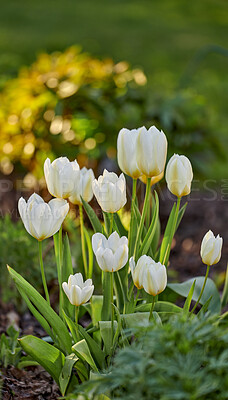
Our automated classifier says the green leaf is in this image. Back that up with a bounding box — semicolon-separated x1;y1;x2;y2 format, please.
72;339;99;372
183;280;196;314
59;353;79;395
135;301;182;314
90;295;103;326
159;203;176;265
168;277;221;314
99;320;117;356
139;191;159;257
121;312;150;328
176;202;187;231
113;213;128;237
81;197;104;234
78;325;105;369
221;263;228;307
101;272;111;321
19;335;65;387
8;266;72;354
83;227;94;279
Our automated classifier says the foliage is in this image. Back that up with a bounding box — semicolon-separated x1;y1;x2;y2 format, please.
0;46;146;177
0;214;56;305
0;326;22;368
78;313;228;400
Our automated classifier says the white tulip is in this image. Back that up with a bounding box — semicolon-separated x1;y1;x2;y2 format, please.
62;273;94;306
130;255;167;296
44;157;80;199
92;231;128;272
92;169;127;213
117;128;142;179
136;126;167;178
165;154;193;197
200;230;223;266
18;193;69;241
69;167;95;205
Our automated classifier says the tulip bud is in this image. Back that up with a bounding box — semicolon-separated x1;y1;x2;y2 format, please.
200;230;223;266
117;128;142;179
130;255;167;296
44;157;80;199
92;231;128;272
69;167;95;205
92;169;127;213
136;126;167;178
62;273;94;306
18;193;69;241
165;154;193;198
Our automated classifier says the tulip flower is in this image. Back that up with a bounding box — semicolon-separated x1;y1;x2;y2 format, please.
44;157;80;199
130;255;167;296
18;193;69;241
165;154;193;198
92;231;128;272
136;126;167;178
62;273;94;306
200;230;223;266
92;169;127;213
191;230;223;315
69;167;95;205
117;128;142;179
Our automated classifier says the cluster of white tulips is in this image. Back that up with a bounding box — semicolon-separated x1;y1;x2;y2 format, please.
17;125;223;318
9;123;225;395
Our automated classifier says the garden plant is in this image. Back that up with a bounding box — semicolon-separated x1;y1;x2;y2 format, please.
7;125;228;398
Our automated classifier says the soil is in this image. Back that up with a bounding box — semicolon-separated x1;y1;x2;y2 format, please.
1;186;228;399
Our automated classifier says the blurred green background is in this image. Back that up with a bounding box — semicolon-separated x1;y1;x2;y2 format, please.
0;0;227;180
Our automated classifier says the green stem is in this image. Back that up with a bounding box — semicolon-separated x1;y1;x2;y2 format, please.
149;296;156;321
190;265;210;314
134;177;151;258
79;204;88;278
133;289;140;310
109;213;114;236
75;306;80;341
38;241;50;305
58;226;63;317
129;178;137;257
110;271;114;345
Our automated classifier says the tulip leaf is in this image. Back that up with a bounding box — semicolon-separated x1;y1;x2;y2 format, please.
81;197;104;234
135;301;182;314
139;191;159;257
129;193;139;257
101;272;112;321
83;227;94;279
113;212;128;237
8;266;72;354
159;203;176;265
121;312;150;328
59;353;79;395
183;280;196;314
221;263;228;307
90;295;103;325
78;324;105;369
72;339;99;372
99;321;117;356
168;277;221;314
176;202;187;231
19;335;65;387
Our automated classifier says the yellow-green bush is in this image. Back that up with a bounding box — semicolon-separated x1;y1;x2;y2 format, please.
0;46;147;179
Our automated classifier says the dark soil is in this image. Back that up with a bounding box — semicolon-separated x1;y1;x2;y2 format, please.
1;186;228;399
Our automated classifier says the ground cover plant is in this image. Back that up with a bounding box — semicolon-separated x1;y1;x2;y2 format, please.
5;124;228;398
